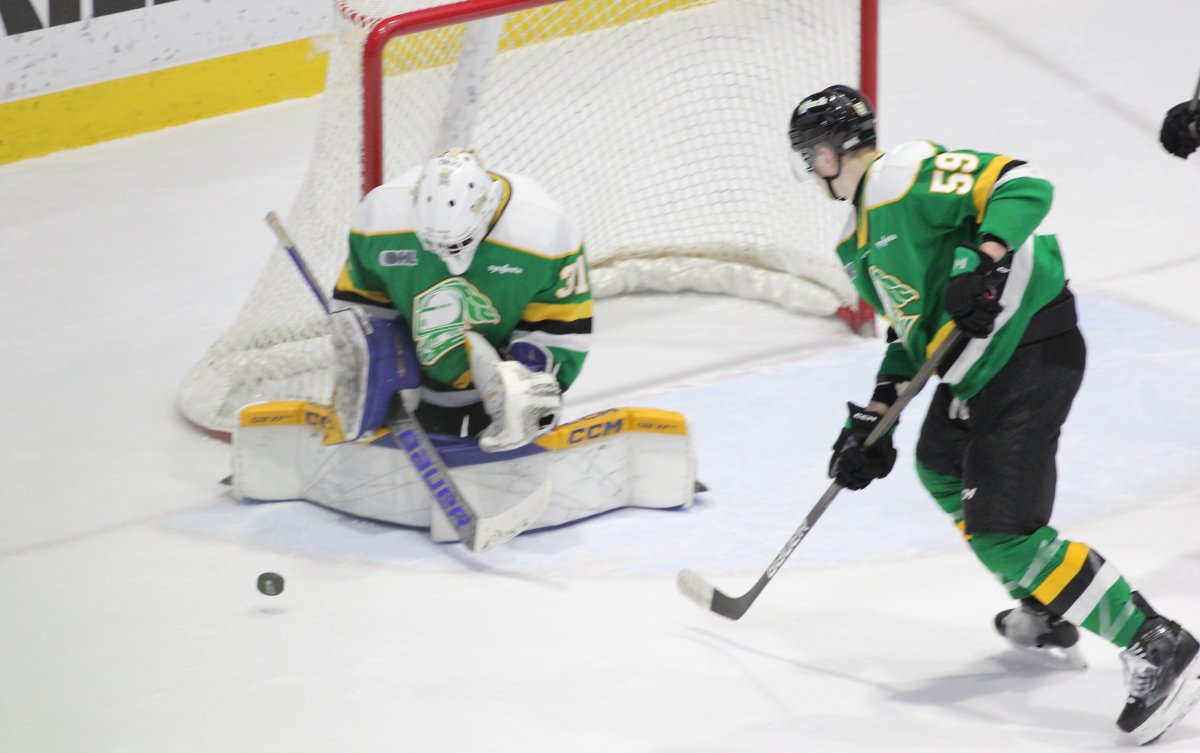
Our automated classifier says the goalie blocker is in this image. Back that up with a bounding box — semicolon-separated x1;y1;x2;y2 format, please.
231;402;697;542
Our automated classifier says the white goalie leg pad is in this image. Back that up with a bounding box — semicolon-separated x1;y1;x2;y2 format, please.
437;408;696;538
232;401;342;502
232;403;696;540
231;400;436;527
465;331;562;453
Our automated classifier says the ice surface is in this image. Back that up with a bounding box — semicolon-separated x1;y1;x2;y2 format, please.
2;1;1199;751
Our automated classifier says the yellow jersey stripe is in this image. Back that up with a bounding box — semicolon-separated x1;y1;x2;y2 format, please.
335;265;392;305
522;300;593;323
972;156;1014;222
488;238;582;260
925;320;958;359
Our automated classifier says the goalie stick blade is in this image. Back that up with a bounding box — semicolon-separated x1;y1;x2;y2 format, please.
467;480;553;553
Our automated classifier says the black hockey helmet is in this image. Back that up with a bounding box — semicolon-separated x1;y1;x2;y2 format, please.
788;84;876;175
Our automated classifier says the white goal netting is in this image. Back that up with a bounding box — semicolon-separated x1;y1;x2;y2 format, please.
179;0;867;433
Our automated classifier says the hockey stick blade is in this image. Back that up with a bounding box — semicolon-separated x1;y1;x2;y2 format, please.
676;490;826;621
677;330;964;620
676;569;762;621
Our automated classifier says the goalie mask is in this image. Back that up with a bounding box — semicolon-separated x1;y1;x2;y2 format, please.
414;149;503;275
788;85;876;198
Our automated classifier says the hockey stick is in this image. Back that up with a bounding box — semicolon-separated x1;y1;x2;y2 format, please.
1189;68;1200;136
677;329;964;620
264;211;551;552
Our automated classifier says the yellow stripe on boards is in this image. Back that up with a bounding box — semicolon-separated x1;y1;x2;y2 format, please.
507;0;711;44
383;0;707;74
1033;541;1091;604
0;37;328;166
4;1;710;165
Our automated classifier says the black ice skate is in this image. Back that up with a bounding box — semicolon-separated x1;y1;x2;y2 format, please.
994;598;1087;669
1117;616;1200;745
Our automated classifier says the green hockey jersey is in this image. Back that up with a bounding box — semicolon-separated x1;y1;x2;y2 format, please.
332;167;592;400
836;140;1067;399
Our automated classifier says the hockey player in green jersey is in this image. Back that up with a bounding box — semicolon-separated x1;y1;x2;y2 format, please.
789;84;1200;744
331;148;592;452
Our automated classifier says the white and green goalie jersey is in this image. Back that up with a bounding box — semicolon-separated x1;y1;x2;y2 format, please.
332;167;592;397
837;140;1067;399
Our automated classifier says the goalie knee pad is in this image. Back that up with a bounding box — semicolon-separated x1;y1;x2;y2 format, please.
327;308;420;439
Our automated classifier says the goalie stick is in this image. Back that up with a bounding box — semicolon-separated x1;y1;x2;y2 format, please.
677;329;964;620
263;211;550;553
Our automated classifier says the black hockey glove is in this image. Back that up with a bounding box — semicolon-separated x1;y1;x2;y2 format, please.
1160;100;1200;159
829;402;897;491
944;244;1007;338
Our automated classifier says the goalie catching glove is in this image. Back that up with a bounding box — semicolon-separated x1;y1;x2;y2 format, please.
829;402;897;491
466;331;562;453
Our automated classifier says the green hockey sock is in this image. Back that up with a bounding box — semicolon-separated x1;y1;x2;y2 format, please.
970;529;1146;647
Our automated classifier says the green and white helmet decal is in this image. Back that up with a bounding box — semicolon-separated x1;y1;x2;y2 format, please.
412;277;501;366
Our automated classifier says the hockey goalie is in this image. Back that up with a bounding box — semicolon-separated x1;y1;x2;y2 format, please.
231;149;697;547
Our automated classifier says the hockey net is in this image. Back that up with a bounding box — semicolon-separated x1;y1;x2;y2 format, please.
179;0;876;434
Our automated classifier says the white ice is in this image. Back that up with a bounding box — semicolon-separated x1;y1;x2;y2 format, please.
3;1;1200;751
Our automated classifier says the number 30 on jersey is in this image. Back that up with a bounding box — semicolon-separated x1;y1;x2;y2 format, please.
556;254;591;299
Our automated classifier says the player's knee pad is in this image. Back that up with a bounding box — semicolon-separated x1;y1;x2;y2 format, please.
915;459;963;518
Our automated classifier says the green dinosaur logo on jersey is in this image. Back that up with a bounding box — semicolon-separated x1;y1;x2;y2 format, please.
412;278;501;365
869;266;921;344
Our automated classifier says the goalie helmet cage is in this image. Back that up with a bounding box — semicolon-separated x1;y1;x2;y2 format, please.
178;0;879;435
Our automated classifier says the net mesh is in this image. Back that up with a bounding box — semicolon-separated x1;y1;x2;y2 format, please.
179;0;864;433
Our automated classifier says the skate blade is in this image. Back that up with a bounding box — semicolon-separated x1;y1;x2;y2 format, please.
1131;654;1200;745
1007;641;1088;671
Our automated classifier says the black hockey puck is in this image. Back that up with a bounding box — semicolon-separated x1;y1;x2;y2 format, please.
256;572;285;596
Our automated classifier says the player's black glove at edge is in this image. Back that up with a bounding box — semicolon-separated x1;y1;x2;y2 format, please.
944;244;1006;338
829;403;897;491
1160;100;1200;159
